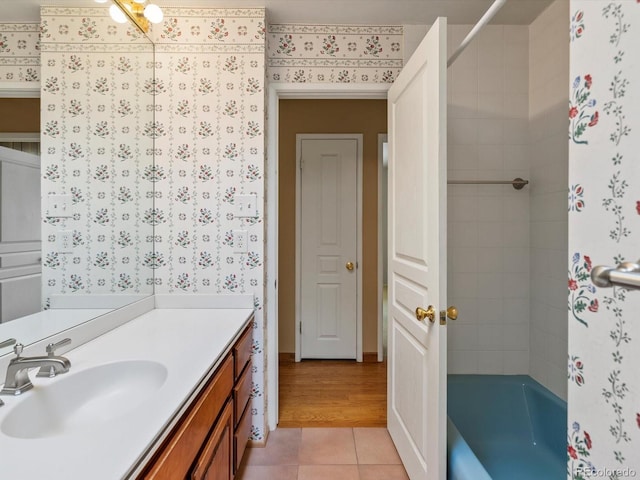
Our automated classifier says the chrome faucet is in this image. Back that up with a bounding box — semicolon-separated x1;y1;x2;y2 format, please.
1;342;71;396
37;338;72;378
0;338;17;406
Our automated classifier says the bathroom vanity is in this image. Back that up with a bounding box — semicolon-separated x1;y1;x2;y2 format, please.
140;315;254;479
0;304;255;480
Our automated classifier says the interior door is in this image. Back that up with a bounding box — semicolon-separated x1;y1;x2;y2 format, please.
299;136;359;359
387;18;448;479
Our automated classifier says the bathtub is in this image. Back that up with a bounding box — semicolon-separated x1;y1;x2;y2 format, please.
447;375;567;480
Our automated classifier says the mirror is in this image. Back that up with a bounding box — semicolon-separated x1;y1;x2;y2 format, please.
0;7;155;356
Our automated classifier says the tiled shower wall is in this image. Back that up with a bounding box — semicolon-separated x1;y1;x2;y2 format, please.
528;0;569;400
446;24;530;374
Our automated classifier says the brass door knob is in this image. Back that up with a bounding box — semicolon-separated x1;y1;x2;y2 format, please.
439;306;459;325
346;262;355;271
416;306;436;323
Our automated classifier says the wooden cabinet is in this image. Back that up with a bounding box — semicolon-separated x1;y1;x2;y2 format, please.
191;400;233;480
139;319;253;480
232;325;253;473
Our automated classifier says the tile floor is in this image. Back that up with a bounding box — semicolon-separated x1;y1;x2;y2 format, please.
237;428;409;480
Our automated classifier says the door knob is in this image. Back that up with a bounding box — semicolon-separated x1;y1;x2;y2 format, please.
346;262;355;271
416;306;436;323
439;306;458;325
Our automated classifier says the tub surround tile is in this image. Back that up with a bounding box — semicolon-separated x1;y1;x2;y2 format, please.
448;23;532;377
503;351;529;374
448;349;479;374
477;351;504;374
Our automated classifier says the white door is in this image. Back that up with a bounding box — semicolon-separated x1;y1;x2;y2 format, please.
387;19;448;479
299;136;359;359
0;146;42;323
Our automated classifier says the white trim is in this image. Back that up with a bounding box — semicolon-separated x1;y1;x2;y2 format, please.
295;133;363;363
0;242;41;254
0;82;41;98
295;136;302;363
0;266;41;281
377;133;388;362
0;133;40;143
0;146;40;169
277;82;388;100
154;294;254;309
266;82;390;431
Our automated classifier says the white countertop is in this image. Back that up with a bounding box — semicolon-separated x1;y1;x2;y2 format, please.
0;308;113;356
0;307;254;479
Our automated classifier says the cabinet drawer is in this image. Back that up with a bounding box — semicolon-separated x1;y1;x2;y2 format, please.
190;399;233;480
142;355;234;479
234;401;252;473
233;324;252;381
233;359;252;428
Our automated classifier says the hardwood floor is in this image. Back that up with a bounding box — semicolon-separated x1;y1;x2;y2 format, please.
278;358;387;428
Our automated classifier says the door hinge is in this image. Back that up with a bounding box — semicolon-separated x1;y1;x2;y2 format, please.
299;322;302;334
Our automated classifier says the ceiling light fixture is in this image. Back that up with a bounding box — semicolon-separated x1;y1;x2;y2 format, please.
98;0;164;33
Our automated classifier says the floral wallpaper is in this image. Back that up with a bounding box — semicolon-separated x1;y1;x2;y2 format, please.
568;1;640;478
0;23;40;83
267;24;403;83
149;7;267;441
40;7;154;306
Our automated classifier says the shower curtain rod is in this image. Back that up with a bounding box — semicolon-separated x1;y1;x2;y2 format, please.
592;260;640;290
448;177;529;190
447;0;507;68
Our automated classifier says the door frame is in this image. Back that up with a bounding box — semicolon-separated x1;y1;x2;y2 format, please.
377;133;387;362
295;133;363;362
266;83;389;429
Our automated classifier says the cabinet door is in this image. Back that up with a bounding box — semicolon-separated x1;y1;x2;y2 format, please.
142;355;234;479
191;400;233;480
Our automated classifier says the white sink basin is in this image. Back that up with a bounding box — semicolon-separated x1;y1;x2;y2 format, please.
1;360;167;439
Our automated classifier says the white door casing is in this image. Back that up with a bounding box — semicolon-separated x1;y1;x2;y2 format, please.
266;84;388;429
297;135;362;360
387;18;447;480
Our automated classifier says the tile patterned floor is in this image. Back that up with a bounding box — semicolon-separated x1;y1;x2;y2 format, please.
238;428;409;480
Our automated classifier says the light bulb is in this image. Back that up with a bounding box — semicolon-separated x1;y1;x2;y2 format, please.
144;4;164;24
133;0;146;3
94;0;109;3
109;4;129;23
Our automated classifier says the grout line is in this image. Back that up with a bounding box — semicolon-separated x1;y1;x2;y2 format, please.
351;427;360;464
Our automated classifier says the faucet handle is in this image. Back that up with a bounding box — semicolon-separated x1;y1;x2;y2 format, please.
45;338;71;356
13;343;24;358
37;338;71;378
0;338;16;350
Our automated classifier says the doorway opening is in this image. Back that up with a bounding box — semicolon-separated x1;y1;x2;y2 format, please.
275;98;388;427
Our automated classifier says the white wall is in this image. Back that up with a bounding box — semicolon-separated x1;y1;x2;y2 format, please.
568;0;640;472
528;0;569;400
446;24;530;374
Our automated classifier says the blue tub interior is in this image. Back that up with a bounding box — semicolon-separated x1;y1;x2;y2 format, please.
447;375;567;480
